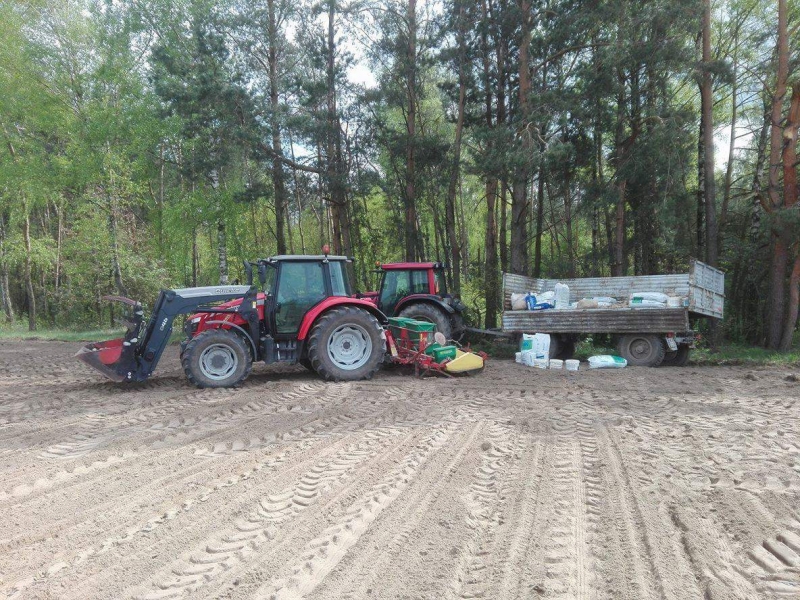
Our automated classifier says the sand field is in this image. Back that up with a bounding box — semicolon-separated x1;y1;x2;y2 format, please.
1;341;799;599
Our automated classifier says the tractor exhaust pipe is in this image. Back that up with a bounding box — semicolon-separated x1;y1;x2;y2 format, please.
75;296;144;382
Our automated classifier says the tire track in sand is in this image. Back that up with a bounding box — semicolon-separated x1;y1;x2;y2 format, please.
449;422;515;600
251;424;457;600
3;441;319;600
298;421;486;600
134;425;410;599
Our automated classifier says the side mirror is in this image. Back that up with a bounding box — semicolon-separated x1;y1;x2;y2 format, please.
243;260;254;286
258;264;268;286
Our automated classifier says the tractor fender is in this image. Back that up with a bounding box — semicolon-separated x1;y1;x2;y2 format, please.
297;297;389;341
394;295;455;316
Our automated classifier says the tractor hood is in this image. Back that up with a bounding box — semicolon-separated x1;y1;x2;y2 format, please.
185;292;267;334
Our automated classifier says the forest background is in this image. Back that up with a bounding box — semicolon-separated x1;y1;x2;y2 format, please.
0;0;798;349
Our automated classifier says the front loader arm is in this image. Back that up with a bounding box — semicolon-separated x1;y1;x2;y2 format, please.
77;285;259;383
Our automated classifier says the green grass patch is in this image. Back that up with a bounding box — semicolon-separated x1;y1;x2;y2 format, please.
0;323;125;342
690;345;800;367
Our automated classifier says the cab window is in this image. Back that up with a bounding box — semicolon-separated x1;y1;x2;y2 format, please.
410;270;428;294
329;261;351;296
434;269;447;295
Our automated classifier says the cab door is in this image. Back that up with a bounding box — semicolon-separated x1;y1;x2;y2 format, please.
378;270;411;316
271;261;328;337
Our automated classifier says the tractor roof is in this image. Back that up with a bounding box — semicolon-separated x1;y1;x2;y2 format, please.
266;255;351;262
381;262;440;270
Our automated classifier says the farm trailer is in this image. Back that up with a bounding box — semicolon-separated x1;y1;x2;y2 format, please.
501;260;724;367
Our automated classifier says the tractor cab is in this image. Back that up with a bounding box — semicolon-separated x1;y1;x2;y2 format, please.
372;262;465;340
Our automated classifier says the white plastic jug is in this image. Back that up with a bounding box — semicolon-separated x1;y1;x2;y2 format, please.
554;283;570;309
531;333;551;359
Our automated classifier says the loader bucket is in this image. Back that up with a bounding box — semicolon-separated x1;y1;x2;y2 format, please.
75;296;144;382
75;339;137;382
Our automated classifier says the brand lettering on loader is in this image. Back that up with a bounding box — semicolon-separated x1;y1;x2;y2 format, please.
159;317;169;331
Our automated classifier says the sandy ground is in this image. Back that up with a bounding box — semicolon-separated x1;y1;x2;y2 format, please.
0;341;799;599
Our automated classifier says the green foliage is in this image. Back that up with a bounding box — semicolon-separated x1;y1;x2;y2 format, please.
0;0;795;352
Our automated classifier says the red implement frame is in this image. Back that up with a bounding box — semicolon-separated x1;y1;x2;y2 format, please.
384;325;486;377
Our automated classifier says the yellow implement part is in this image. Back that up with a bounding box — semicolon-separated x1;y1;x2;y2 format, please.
444;349;484;374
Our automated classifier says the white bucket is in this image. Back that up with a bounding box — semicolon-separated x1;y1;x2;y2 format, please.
534;358;549;369
565;359;580;371
515;352;522;364
549;359;564;370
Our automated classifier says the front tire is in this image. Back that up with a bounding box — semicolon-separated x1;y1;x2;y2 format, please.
307;307;385;382
182;329;252;388
398;303;453;340
617;333;666;367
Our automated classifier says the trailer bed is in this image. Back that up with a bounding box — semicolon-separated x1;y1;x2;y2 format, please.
502;307;689;334
501;260;723;335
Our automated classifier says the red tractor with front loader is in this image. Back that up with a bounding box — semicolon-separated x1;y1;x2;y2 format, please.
77;254;484;388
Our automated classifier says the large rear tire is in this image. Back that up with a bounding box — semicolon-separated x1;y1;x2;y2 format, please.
398;302;453;340
661;344;691;367
307;307;385;382
182;329;252;388
617;333;666;367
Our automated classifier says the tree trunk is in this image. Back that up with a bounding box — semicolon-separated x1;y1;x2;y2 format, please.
766;0;790;349
494;12;509;275
0;212;14;322
108;201;127;297
288;129;307;253
510;0;532;276
268;0;288;254
445;0;467;295
404;0;418;262
217;220;229;284
701;0;718;266
23;204;36;331
533;163;545;277
612;82;627;277
696;121;705;259
778;84;800;350
564;162;575;277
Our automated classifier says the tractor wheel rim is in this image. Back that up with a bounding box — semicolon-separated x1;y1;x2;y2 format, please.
631;338;651;359
199;343;238;380
327;324;372;370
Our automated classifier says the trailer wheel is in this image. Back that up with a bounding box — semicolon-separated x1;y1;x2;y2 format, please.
618;334;666;367
182;329;252;388
398;303;453;340
662;344;691;367
307;306;385;382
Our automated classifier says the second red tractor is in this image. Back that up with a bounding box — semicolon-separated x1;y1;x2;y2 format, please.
361;262;466;341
